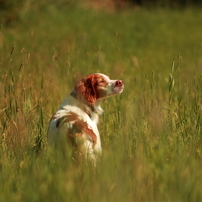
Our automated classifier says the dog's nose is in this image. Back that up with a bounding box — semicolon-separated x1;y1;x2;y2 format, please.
115;80;123;86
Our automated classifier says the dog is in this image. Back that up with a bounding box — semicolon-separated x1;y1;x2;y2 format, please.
47;73;124;166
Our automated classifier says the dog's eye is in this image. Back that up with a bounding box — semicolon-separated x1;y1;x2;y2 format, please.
98;80;105;85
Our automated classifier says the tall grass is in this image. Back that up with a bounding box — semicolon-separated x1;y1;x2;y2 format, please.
0;3;202;202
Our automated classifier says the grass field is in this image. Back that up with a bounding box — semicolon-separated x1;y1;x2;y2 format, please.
1;2;202;201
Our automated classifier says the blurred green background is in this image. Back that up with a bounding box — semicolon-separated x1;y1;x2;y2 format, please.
1;0;202;202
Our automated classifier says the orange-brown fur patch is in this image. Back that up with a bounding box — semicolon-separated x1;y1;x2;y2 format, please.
72;120;97;145
56;112;79;128
56;111;97;146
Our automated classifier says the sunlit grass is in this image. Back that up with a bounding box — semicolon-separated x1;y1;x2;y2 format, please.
0;3;202;202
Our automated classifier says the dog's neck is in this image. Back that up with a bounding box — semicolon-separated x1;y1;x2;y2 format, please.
70;90;103;116
70;90;95;112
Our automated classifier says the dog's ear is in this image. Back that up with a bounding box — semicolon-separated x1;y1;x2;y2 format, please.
75;75;96;104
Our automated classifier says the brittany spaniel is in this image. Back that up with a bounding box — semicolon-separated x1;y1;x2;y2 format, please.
47;73;124;166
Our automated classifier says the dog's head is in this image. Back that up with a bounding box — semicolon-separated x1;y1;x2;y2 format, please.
74;73;124;104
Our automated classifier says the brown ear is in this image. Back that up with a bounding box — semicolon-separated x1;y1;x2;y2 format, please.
75;76;96;104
